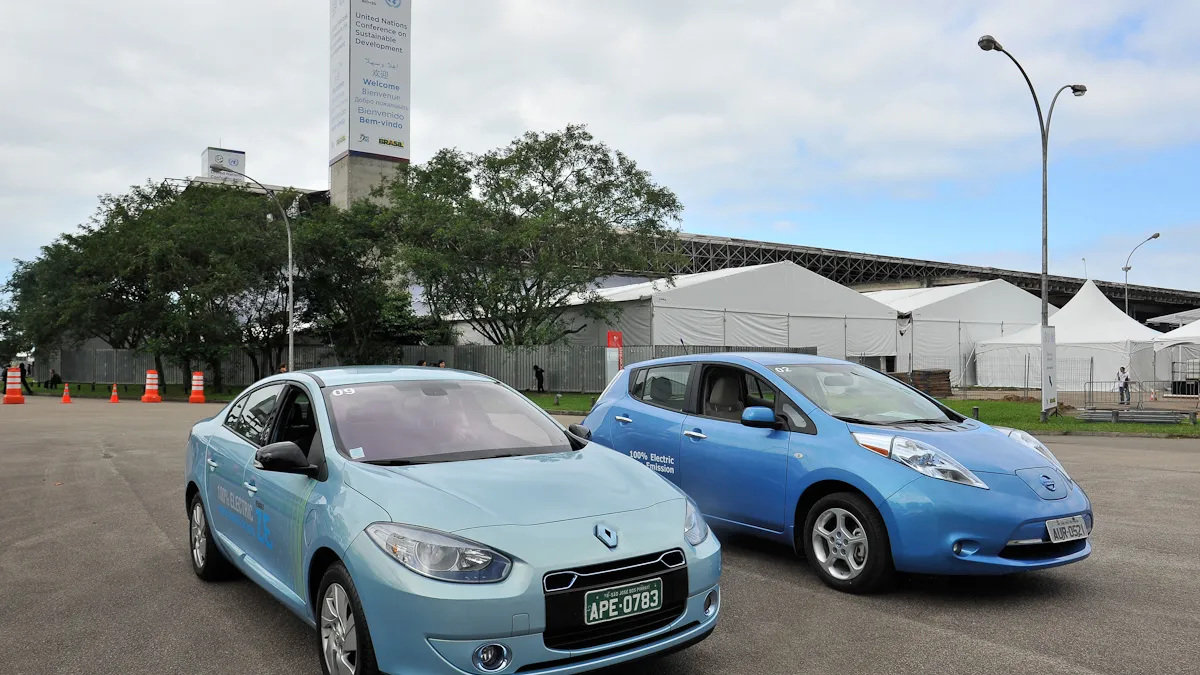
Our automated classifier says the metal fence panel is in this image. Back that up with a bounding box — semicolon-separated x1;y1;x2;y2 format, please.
37;344;819;393
1081;379;1200;410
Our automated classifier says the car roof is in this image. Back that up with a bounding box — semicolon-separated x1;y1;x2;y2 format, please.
627;352;848;369
291;366;494;388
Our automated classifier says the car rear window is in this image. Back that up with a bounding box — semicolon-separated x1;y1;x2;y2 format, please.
324;380;570;462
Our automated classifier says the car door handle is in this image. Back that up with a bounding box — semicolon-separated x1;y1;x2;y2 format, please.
206;459;218;469
684;430;707;439
243;482;258;494
615;415;633;424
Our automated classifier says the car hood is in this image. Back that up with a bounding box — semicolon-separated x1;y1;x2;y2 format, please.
848;420;1051;475
344;445;682;532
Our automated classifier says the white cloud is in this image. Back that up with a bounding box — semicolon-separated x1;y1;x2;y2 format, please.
2;1;1198;284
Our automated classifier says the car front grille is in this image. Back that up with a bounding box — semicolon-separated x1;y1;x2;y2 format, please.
542;549;688;651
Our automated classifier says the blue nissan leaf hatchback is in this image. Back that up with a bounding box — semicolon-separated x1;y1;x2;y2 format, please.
584;353;1092;593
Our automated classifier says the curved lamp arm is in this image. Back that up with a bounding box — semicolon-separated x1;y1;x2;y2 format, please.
1124;233;1160;271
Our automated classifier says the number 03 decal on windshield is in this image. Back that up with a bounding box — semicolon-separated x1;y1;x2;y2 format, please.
331;388;356;397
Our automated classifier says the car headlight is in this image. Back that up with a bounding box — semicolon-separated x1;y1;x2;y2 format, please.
684;498;709;546
992;427;1071;480
852;432;989;489
365;523;512;583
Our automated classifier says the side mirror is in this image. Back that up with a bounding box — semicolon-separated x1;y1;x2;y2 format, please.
255;441;317;477
741;406;780;430
567;423;592;444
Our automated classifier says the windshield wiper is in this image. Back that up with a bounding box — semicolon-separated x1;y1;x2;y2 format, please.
833;415;886;426
890;418;952;425
359;458;433;466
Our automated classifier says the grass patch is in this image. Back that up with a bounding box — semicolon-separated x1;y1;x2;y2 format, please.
24;382;244;403
521;392;596;413
943;399;1200;437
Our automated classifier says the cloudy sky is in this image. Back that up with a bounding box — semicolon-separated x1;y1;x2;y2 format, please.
2;0;1197;291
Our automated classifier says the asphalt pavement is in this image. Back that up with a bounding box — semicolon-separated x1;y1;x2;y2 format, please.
2;396;1198;674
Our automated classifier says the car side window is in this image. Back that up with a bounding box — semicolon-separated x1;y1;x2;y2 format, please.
272;386;320;459
629;368;648;398
637;365;692;412
700;366;749;422
228;384;285;446
781;400;817;435
224;396;248;429
745;372;777;409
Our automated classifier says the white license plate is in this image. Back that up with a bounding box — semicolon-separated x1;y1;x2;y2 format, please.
1046;515;1088;543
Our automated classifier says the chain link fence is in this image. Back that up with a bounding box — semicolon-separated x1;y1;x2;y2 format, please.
33;344;818;394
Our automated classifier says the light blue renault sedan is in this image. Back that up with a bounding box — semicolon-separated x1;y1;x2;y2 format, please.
185;367;720;675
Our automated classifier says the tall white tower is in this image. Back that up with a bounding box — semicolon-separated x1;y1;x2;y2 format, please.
329;0;412;208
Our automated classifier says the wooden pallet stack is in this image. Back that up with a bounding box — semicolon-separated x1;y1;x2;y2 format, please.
888;369;952;398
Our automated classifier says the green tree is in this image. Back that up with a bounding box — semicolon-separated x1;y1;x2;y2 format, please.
4;181;305;384
379;124;683;345
297;202;430;364
142;183;300;386
5;182;178;352
0;304;28;365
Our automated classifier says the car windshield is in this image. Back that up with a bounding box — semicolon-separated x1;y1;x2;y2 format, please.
324;380;570;463
769;363;952;424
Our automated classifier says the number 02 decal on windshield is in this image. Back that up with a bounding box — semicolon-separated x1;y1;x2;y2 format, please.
774;367;792;373
331;388;356;397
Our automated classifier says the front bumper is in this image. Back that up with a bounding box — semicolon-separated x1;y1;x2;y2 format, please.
883;470;1093;575
343;500;722;675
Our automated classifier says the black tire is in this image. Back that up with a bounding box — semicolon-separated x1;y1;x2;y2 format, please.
801;492;893;594
188;492;235;581
317;562;381;675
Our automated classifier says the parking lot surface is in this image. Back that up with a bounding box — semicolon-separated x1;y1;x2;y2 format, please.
2;396;1199;674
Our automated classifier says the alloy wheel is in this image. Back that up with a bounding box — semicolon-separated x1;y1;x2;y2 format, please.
190;503;207;569
811;507;869;581
321;583;358;675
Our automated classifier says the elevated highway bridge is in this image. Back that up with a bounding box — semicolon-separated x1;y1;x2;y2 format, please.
657;232;1199;322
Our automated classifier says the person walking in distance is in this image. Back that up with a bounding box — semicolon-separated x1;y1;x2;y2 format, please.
437;360;447;368
1117;366;1131;406
18;362;34;394
533;365;546;393
278;363;288;374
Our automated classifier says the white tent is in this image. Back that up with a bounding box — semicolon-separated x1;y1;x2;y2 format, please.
454;262;898;359
1152;319;1200;377
974;280;1165;389
1148;308;1200;329
866;279;1051;386
1154;318;1200;349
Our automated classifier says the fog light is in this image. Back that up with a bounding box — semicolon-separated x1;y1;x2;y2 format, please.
472;643;510;673
703;588;719;617
952;540;980;557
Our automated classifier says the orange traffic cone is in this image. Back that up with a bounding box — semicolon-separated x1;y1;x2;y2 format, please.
3;367;25;404
61;383;73;404
110;384;120;403
141;370;162;403
188;372;206;404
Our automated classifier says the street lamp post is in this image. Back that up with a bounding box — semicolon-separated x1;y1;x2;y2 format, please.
979;35;1085;422
1122;232;1160;317
208;164;295;373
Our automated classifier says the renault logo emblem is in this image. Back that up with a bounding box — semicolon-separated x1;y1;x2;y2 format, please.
594;524;618;549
